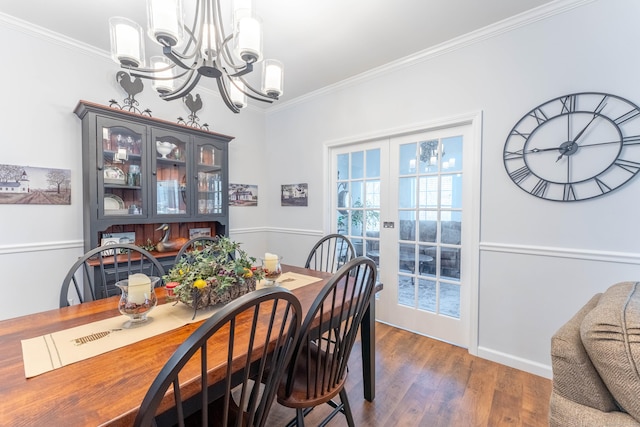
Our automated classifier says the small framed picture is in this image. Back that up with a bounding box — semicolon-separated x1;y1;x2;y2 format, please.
102;232;136;244
281;183;308;206
100;237;120;256
189;227;211;239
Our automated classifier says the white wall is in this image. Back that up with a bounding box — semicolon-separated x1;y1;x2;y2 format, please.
264;0;640;377
0;16;269;320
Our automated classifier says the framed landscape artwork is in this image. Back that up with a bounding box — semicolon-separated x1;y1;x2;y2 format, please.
229;183;258;207
281;183;308;206
0;164;71;205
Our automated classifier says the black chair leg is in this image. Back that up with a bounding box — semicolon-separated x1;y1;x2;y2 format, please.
296;408;305;427
339;389;355;427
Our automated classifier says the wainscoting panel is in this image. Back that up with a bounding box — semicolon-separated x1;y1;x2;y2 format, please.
478;242;640;378
0;240;84;320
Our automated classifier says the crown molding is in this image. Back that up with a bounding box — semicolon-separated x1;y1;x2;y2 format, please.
0;12;109;59
267;0;596;115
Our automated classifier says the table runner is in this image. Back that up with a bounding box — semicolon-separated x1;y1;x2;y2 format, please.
22;271;321;378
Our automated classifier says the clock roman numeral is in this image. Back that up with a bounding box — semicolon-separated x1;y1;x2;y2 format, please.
614;159;640;174
510;129;530;140
528;108;548;124
504;149;524;161
563;184;576;201
614;109;640;125
594;96;608;115
509;166;531;183
560;95;576;114
595;177;612;194
531;179;549;197
622;135;640;145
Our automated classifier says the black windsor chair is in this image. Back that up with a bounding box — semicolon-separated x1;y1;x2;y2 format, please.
304;234;356;273
134;287;303;427
60;243;165;307
277;256;377;426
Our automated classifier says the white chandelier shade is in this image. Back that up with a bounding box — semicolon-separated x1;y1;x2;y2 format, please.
109;0;283;113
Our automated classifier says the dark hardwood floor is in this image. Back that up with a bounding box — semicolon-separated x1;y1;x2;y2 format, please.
266;322;552;426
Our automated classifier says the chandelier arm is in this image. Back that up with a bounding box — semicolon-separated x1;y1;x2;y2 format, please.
217;77;241;113
228;62;253;78
213;0;225;55
127;63;192;81
161;71;204;101
228;77;274;104
219;33;253;73
180;0;204;56
236;75;278;102
163;46;201;72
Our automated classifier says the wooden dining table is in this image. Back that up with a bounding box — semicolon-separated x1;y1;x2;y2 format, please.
0;265;380;426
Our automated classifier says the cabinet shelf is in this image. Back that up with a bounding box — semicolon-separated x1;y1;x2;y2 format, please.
157;157;186;166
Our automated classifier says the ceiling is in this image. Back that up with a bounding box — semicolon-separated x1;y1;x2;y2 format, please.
0;0;555;104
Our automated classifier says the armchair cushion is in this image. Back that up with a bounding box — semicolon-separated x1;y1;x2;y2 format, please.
581;281;640;422
550;293;618;412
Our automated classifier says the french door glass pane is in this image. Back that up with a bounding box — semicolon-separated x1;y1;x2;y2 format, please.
398;177;415;208
418;278;437;312
399;143;416;175
351;151;364;179
397;135;462;318
440;282;460;317
335;148;381;264
366;149;381;178
442;136;463;172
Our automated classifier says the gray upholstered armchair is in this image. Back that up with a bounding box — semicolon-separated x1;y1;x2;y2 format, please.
549;282;640;426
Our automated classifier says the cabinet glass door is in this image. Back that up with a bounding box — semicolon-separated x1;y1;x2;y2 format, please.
196;142;223;215
152;131;188;216
100;123;144;217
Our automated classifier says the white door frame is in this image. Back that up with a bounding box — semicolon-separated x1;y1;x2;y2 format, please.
322;111;483;355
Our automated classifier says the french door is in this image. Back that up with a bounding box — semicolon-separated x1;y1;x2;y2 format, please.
330;123;475;347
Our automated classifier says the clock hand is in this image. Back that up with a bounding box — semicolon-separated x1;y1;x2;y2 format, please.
574;139;630;148
557;102;607;161
556;145;572;162
572;103;607;144
525;147;563;153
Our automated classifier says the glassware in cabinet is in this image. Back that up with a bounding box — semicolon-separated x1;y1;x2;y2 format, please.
152;132;188;216
100;124;144;217
196;142;224;215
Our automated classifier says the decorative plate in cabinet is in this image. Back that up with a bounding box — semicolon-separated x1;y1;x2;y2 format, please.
104;166;126;185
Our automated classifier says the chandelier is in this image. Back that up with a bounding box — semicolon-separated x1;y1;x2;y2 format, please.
108;0;284;113
420;141;443;166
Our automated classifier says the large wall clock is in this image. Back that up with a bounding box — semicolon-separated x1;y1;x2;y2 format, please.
503;92;640;201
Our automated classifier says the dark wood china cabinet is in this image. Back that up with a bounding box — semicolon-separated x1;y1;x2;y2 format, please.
74;101;232;270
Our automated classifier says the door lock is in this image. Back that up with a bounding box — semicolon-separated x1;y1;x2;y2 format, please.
383;221;395;228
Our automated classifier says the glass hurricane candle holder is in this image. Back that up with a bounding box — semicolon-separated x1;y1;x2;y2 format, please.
261;256;282;286
116;276;160;326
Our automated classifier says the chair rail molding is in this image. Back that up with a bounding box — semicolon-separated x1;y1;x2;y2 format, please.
0;240;84;256
480;242;640;265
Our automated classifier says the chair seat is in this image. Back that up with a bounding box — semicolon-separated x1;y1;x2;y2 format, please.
277;344;346;408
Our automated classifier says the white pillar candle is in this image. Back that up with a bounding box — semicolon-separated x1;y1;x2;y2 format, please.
264;252;278;271
128;273;151;305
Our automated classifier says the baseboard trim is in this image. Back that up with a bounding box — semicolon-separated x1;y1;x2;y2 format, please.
477;346;552;379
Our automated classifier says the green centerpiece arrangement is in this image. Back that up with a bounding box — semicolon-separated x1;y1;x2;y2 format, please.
163;236;264;315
